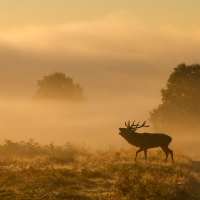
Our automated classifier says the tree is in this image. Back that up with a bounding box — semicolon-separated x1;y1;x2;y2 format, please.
33;72;86;101
149;63;200;134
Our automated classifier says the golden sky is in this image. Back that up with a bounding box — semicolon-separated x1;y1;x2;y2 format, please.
1;1;200;28
0;1;200;149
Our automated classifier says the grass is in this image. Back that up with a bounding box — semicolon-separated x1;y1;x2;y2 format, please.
0;139;198;199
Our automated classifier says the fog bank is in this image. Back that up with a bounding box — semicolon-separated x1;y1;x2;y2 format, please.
0;12;200;159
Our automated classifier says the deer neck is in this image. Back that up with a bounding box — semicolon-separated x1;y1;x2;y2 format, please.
124;131;142;147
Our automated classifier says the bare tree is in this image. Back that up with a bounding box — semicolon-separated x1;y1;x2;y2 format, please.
119;121;173;162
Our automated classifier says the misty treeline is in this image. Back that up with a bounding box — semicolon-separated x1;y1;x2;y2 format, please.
32;64;200;135
33;72;86;101
150;63;200;135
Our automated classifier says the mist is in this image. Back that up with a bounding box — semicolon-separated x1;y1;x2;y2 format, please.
0;12;200;159
0;87;157;147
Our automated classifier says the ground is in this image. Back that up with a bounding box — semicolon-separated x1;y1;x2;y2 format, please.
0;140;199;199
191;161;200;199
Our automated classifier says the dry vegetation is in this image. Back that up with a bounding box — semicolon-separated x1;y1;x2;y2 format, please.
0;139;199;200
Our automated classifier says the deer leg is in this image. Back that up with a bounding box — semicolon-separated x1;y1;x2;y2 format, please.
161;146;169;162
144;149;147;160
168;148;174;162
163;147;174;162
135;148;144;162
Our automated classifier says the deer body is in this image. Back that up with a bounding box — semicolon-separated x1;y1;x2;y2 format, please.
119;121;174;162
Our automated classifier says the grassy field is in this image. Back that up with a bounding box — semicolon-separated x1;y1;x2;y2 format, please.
0;139;198;200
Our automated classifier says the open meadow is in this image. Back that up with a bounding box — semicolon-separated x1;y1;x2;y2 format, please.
0;140;199;200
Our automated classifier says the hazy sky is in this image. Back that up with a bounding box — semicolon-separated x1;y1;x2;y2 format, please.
1;1;200;28
0;1;200;152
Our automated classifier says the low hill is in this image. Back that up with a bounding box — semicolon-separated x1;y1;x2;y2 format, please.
0;139;199;199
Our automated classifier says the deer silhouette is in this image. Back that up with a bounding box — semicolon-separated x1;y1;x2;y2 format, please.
119;121;173;162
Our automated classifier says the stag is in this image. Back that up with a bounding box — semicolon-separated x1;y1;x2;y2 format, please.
119;121;173;162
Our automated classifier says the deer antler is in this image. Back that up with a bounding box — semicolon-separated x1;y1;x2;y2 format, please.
125;120;149;130
134;121;150;130
125;121;132;128
130;120;139;128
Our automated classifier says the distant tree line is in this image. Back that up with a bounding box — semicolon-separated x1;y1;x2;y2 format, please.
33;65;200;135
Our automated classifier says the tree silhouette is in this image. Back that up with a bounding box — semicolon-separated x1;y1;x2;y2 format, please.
33;72;86;101
149;63;200;134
